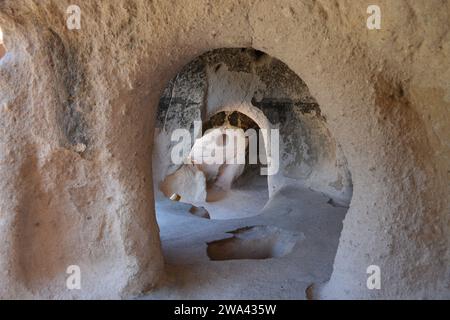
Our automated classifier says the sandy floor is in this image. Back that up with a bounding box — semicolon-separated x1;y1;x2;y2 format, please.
143;178;347;299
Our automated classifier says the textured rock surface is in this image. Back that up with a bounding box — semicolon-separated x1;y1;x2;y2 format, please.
147;183;346;299
0;27;5;59
0;0;448;299
154;48;353;203
161;164;207;203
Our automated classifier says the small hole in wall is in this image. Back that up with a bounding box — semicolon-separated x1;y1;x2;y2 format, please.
214;63;222;73
0;27;7;60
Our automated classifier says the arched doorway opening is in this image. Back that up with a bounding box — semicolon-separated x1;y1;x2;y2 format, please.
150;48;353;299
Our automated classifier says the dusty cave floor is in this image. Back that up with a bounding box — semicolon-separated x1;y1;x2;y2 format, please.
142;179;347;300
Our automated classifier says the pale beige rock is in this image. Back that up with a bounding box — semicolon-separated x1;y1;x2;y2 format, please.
0;0;448;299
161;164;207;203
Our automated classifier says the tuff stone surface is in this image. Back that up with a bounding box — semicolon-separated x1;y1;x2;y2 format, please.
0;0;448;299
